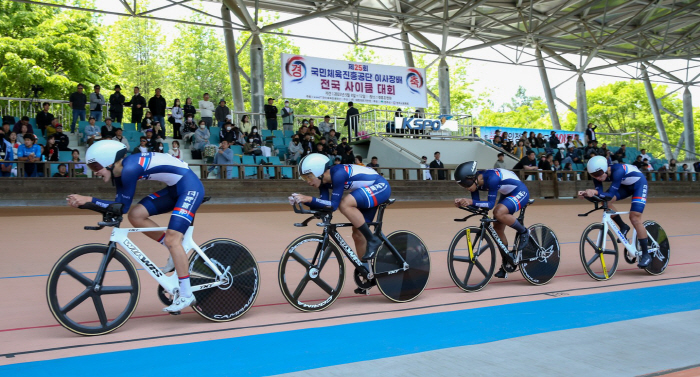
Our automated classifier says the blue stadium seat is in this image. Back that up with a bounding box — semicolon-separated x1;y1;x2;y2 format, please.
273;137;287;156
241;155;257;177
209;127;221;144
273;130;284;139
78;121;89;135
162;144;169;153
49;163;61;177
29;118;37;128
230;145;243;155
283;130;295;138
261;130;273;139
58;151;73;162
122;123;137;132
227;155;241;179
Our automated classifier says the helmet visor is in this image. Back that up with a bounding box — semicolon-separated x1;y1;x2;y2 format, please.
458;177;476;188
87;161;104;173
300;173;316;183
590;169;606;178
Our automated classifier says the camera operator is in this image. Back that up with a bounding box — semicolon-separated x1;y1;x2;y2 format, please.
36;102;54;136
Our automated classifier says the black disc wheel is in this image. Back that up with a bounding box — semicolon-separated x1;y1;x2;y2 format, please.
46;244;140;336
278;234;345;312
519;224;560;285
188;239;260;322
579;223;619;281
157;285;174;306
374;230;430;302
447;226;496;292
642;221;670;276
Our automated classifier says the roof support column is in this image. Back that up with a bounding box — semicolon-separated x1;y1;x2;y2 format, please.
250;34;265;129
641;65;673;160
536;48;560;130
575;75;587;132
683;86;696;160
400;26;423;114
221;5;245;113
438;58;450;115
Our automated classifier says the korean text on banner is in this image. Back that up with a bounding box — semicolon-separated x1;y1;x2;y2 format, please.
479;126;584;145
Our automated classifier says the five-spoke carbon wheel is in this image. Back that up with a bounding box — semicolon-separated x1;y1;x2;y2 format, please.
279;234;345;312
374;230;430;302
641;221;670;276
579;223;619;281
47;244;140;336
447;226;496;292
519;224;560;285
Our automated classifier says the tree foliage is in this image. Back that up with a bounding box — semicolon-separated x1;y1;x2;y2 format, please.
475;86;551;128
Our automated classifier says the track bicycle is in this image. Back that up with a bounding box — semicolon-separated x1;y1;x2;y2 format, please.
46;198;260;336
578;195;670;280
447;199;560;292
278;199;431;312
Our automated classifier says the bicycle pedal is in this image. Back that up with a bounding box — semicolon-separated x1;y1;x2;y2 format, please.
168;311;182;316
354;287;371;295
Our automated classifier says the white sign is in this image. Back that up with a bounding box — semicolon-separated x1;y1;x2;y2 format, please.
281;53;428;108
395;117;459;132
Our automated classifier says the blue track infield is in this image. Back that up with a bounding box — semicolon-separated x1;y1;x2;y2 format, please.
5;281;700;376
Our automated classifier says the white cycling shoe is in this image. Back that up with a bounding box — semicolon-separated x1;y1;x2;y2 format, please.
163;292;196;314
161;256;175;274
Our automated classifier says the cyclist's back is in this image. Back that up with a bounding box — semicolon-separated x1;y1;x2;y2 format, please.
471;168;528;211
594;163;645;198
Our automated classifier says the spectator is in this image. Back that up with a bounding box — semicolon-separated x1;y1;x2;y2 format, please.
535;133;546;148
220;122;236;144
513;150;539;178
301;134;315;157
355;155;364;166
333;157;342;165
429;151;446;180
154;141;165;154
43;135;59;162
141;111;154;130
564;135;574;150
345;101;359;137
68;83;87;133
605;150;614;166
124;86;147;125
183;97;196;120
561;146;583;165
13;116;34;135
17;134;41;177
36;102;54;136
318;115;332;136
538;153;553;180
193;121;210;151
264;98;278;131
527;131;536;147
503;140;514;154
101;117;119;139
492;135;503;148
108;85;125;123
171;99;183;140
494;129;502;139
585;140;597;158
599;142;609;157
17;124;33;143
0;128;13;177
215;99;230;128
70;149;87;177
288;136;303;163
249;127;262;145
309;127;321;144
134;137;150;153
240;114;252;136
614;144;627;162
342;147;355;164
8;132;20;158
148;88;167;128
420;155;432;180
585;123;597;144
113;128;129;149
52;163;69;177
494;152;507;169
2;122;10;139
54;125;70;151
182;114;197;145
199;93;215;129
327;141;340;161
45;118;59;138
639;148;652;162
666;159;678;172
169;140;182;160
553;160;562;180
572;134;584;148
281;100;294;132
642;158;652;171
144;129;156;150
208;140;234;178
89;85;106;121
83;117;100;146
243;136;262;156
563;162;574;180
366;156;380;168
327;129;339;145
547;131;559;153
308;118;317;132
633;155;645;170
336;137;349;156
315;143;329;156
152;122;166;143
512;140;527;159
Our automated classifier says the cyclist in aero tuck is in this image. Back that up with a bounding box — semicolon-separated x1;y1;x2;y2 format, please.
290;153;391;269
453;161;530;279
579;155;651;268
65;140;205;313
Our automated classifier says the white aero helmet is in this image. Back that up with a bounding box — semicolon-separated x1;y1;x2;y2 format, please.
298;153;331;181
86;140;128;172
586;155;609;178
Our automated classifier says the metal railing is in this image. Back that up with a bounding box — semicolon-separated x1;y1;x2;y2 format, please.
352;109;476;142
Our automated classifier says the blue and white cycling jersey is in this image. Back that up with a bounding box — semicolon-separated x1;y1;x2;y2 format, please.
594;163;648;213
470;168;529;214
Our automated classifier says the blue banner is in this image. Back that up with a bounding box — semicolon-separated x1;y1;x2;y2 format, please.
479;126;584;145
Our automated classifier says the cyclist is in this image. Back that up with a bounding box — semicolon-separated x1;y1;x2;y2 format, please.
65;140;205;313
290;153;390;265
578;155;650;268
453;161;530;279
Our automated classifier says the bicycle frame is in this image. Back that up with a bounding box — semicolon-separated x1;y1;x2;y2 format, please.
598;209;662;266
101;226;227;295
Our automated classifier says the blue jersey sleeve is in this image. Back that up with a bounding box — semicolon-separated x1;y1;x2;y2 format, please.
472;173;498;209
597;164;623;199
308;166;346;211
90;159;142;213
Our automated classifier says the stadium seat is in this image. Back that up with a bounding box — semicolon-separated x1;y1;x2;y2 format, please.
209;127;221;144
241;155;257;177
29;118;37;128
162;144;169;153
58;151;73;162
273;137;287;157
273;130;284;139
49;163;60;177
78;121;89;135
261;130;273;139
122;123;137;132
230;145;243;155
227;155;241;179
283;130;295;138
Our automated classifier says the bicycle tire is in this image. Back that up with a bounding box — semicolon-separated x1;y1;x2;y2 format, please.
46;243;140;336
447;226;496;292
579;223;619;281
642;221;670;276
374;230;430;302
278;234;345;312
519;224;560;285
188;238;260;322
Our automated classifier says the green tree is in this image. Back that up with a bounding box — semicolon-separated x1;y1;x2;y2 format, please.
505;85;541;111
477;99;552;129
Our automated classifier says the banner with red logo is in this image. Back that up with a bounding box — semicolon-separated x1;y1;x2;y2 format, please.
281;53;428;108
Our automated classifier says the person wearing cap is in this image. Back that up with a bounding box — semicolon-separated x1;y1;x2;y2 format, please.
124;86;147;125
198;93;215;129
148;88;167;130
69;83;87;133
89;84;106;122
264;98;278;131
113;127;130;150
109;85;126;123
83;117;100;146
16;133;41;177
54;124;71;151
101;117;119;139
215;99;230;128
281;100;294;132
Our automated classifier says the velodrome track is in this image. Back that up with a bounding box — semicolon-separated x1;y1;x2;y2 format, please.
1;198;699;376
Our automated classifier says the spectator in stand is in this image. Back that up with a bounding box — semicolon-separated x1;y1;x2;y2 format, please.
494;129;502;140
199;93;215;129
342;147;355;164
308;118;317;132
154;141;165;154
183;97;196;121
336;137;349;156
45;118;59;138
54;125;70;151
83;117;100;146
585;140;597;158
134;137;150;154
585;123;597;144
13;116;34;135
366;156;379;168
69;83;87;133
141;111;154;131
264;98;278;131
171;99;183;140
535;133;546;148
296;125;308;140
527;132;537;147
561;146;583;165
288;136;303;164
36;102;54;136
301;133;315;156
2;122;10;138
642;158;652;171
17;124;33;143
318;115;332;137
8;132;20;158
345;101;359;137
666;159;678;173
563;162;574;180
309;127;321;144
563;135;574;150
215;99;230;128
17;134;41;177
232;126;246;146
70;150;87;177
43;135;59;162
512;140;527;160
599;142;609;157
169;140;182;161
181;114;197;145
639;148;652;162
89;85;106;121
429;151;446;180
547;131;559;153
109;85;125;123
208;140;234;178
0;128;13;177
101;117;118;139
513;150;539;180
553;160;562;180
605;150;614;166
220;122;236;144
503;140;514;154
281;100;294;132
124;86;146;125
327;140;340;161
572;134;584;148
152;122;166;143
327;129;339;145
249;127;262;145
144;129;156;150
240;114;252;136
243;136;262;156
494;152;507;169
334;157;342;165
113;128;129;149
420;156;432;180
52;163;69;177
148;88;167;129
355;155;365;166
193;121;210;151
492;135;503;148
633;155;645;170
614;144;627;162
315;143;329;156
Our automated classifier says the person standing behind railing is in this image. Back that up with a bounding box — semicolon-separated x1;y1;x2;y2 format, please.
109;85;125;123
68;84;87;134
198;93;215;129
36;102;54;137
124;87;146;126
148;88;167;131
171;99;183;140
345;101;359;138
281;100;294;132
89;85;106;122
264;98;278;131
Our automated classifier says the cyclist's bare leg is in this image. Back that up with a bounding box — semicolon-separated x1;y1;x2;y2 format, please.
607;197;631;233
352;228;367;258
629;211;645;237
128;204;164;241
339;195;368;258
163;230;188;277
492;220;508;249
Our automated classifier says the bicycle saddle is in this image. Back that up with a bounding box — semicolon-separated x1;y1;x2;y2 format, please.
202;196;211;203
527;199;535;205
387;198;396;205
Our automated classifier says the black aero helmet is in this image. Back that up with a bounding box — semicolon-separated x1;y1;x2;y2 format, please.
454;161;478;188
